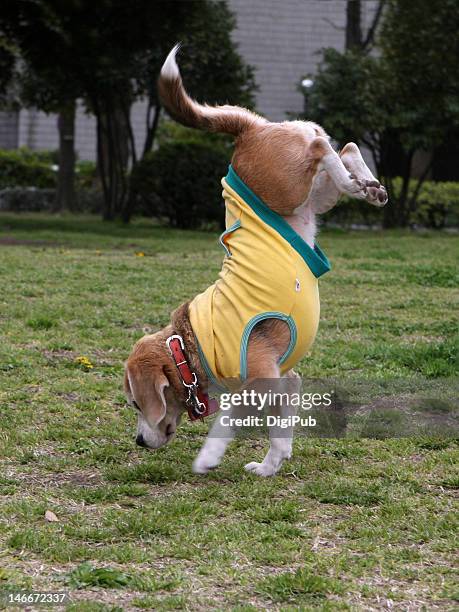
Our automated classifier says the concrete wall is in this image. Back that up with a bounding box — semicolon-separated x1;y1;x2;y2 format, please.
229;0;345;121
0;111;19;149
228;0;380;121
4;100;150;162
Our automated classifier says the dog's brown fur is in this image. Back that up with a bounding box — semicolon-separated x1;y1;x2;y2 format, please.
124;305;291;413
232;124;330;214
125;46;387;466
157;45;331;216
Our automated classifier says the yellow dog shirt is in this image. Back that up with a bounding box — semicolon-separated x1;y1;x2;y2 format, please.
189;165;330;386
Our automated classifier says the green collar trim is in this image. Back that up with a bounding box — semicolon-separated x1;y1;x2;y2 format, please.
225;165;331;278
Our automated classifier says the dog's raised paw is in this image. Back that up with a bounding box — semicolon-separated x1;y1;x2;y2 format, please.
342;173;371;199
244;461;278;477
365;180;388;206
346;174;387;206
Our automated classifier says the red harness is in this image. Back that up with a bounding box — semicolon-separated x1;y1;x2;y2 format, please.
166;335;219;421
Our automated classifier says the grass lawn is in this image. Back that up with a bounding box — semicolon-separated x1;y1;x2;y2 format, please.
0;213;457;611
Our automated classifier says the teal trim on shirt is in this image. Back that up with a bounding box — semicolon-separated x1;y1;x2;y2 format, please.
240;312;298;381
225;165;331;278
219;219;241;257
195;336;228;393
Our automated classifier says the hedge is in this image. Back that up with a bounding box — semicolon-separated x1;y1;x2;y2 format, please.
0;148;97;191
325;178;459;228
130;139;230;229
0;148;56;189
1;146;458;229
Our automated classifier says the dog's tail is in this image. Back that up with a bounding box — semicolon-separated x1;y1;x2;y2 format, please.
158;44;264;136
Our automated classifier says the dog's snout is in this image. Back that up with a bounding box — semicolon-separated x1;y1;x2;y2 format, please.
136;433;147;448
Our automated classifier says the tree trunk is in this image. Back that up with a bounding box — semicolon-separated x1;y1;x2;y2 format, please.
142;103;161;159
54;102;76;212
346;1;362;50
96;100;131;220
122;103;162;224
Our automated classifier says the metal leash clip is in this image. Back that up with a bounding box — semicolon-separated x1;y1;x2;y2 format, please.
186;386;206;415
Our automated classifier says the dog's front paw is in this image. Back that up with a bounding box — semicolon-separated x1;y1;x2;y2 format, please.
244;461;278;477
192;454;219;475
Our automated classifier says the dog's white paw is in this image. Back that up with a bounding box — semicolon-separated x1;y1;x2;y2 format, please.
244;461;278;477
343;174;367;197
193;439;230;474
347;174;388;206
193;460;216;474
192;457;218;474
365;181;388;207
192;450;220;474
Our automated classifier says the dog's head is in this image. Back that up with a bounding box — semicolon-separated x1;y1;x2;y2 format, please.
124;332;183;449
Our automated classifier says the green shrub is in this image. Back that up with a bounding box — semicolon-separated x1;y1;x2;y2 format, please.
0;187;55;212
156;119;232;149
414;180;459;228
75;160;97;190
0;148;56;189
8;147;58;164
0;148;98;191
326;178;459;228
0;186;103;213
130;139;230;229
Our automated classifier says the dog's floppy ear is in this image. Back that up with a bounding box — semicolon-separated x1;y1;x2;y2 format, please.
125;364;169;426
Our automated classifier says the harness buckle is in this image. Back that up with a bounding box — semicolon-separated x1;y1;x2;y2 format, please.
181;371;198;389
166;334;185;351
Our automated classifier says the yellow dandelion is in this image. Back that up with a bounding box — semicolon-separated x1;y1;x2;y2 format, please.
75;356;94;370
135;251;145;257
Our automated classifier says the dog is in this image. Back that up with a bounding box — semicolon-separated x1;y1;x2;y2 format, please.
124;45;387;476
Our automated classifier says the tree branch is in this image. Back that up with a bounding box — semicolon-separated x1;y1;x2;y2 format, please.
121;98;137;166
323;17;345;32
142;103;161;159
408;156;433;215
362;0;386;51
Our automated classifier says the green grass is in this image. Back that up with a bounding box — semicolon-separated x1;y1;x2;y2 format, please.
0;213;458;610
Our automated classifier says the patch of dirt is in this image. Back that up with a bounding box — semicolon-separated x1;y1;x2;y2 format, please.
2;463;102;488
349;393;458;433
407;454;424;463
0;236;61;247
43;349;78;361
56;391;80;402
124;323;160;335
352;570;456;611
42;349;119;368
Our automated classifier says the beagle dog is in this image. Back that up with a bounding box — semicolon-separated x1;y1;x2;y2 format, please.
124;45;387;476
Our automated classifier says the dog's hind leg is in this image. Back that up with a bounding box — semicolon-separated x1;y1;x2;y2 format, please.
339;142;387;206
305;169;340;214
309;137;387;205
306;142;388;215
